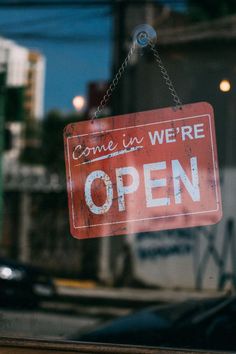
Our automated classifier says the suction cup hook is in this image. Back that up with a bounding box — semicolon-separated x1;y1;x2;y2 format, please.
133;24;157;47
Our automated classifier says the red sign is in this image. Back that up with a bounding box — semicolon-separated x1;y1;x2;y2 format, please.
64;102;222;239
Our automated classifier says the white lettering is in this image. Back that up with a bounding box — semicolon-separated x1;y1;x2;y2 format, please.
172;157;200;204
85;170;113;214
122;134;144;148
181;126;193;140
144;162;170;207
73;141;118;160
194;123;205;139
148;130;165;145
165;128;176;143
116;167;140;211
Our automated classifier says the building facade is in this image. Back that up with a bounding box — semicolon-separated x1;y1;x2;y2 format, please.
0;38;46;262
100;9;236;291
0;36;45;122
24;51;45;120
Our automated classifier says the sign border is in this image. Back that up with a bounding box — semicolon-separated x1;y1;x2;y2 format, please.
66;113;219;230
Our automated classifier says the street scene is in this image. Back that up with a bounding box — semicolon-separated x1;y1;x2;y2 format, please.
0;280;229;341
0;0;236;353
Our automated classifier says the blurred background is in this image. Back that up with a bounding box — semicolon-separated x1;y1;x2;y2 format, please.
0;0;236;351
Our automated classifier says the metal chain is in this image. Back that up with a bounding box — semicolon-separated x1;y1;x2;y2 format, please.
92;42;137;121
148;41;182;109
92;38;182;121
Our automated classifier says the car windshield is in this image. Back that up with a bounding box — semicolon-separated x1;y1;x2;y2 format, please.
0;1;236;353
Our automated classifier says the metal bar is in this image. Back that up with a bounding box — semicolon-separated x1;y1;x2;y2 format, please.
0;337;222;354
0;61;7;241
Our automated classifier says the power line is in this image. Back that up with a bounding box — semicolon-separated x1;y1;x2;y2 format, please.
0;10;110;30
0;0;186;8
0;13;78;30
0;1;110;8
0;0;186;43
0;32;108;43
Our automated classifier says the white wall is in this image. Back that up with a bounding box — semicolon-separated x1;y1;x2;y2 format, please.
33;55;45;119
0;37;29;87
7;44;29;87
126;167;236;290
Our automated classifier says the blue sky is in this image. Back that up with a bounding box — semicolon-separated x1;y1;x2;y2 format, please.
0;6;112;113
0;3;185;114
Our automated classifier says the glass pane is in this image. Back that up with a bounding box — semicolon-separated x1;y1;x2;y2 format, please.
0;1;236;352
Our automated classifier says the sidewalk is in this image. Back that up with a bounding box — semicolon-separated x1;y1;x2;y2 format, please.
54;278;227;308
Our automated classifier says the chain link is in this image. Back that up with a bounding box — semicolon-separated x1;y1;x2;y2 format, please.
92;37;182;121
148;41;182;109
92;43;137;121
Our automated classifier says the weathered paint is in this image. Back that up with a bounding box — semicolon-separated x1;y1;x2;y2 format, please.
64;102;222;239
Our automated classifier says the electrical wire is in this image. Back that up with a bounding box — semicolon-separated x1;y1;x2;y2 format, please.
0;0;185;43
0;32;108;43
0;13;79;30
0;0;186;8
0;10;110;31
0;30;110;44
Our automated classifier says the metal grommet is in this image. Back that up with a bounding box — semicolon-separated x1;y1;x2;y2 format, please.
133;24;157;47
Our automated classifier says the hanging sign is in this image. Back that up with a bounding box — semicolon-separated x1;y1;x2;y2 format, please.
64;102;222;239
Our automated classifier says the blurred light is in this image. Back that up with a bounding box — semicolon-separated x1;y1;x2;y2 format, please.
72;96;86;111
219;79;231;92
0;266;24;281
0;266;12;279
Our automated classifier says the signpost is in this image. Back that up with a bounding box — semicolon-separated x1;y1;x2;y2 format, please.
64;102;222;239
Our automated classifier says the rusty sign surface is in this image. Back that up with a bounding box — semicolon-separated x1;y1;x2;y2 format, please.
64;102;222;239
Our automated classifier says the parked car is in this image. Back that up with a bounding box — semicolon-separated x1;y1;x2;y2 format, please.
76;295;236;351
0;257;56;307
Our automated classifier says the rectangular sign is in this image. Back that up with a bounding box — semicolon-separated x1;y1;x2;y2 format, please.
64;102;222;239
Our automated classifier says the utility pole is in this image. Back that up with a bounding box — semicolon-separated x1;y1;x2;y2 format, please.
112;0;126;115
97;0;127;285
0;50;7;241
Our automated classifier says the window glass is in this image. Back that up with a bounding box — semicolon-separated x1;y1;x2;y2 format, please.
0;1;236;352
